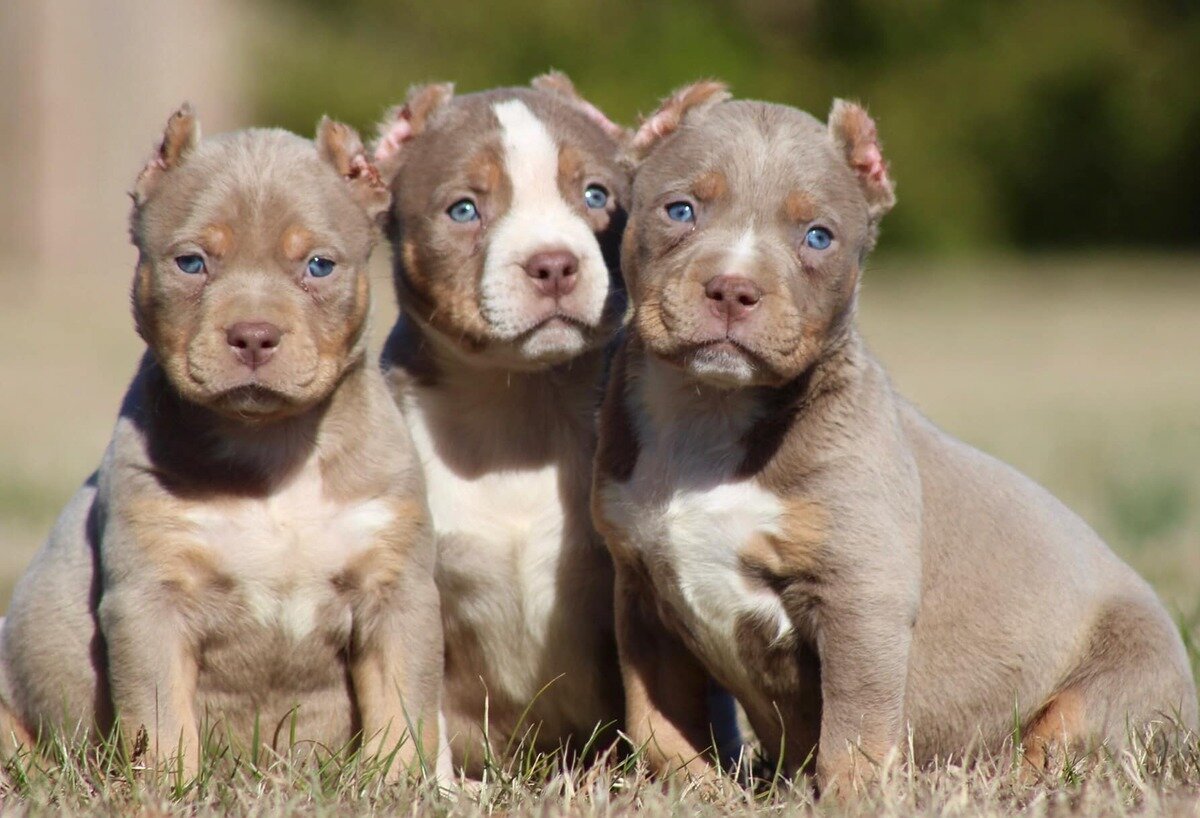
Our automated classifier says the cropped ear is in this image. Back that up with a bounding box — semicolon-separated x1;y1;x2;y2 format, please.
316;117;391;223
372;82;454;183
828;99;895;220
132;103;200;205
630;80;730;160
531;70;628;142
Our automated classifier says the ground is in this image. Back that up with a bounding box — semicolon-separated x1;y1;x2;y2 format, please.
0;253;1197;814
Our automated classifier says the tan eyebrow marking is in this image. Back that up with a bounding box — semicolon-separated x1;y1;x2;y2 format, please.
785;191;817;222
280;225;315;262
692;170;727;202
466;148;503;193
558;143;585;183
199;223;233;258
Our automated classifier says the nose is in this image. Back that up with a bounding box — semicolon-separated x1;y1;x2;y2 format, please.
523;249;579;298
704;275;763;323
226;321;282;369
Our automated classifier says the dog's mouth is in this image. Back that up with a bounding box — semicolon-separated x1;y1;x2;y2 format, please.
660;336;773;387
207;383;301;419
500;311;598;366
515;310;592;338
691;336;761;360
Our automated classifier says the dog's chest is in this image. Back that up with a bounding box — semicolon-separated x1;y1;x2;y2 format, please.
601;431;794;684
181;464;395;643
403;395;574;692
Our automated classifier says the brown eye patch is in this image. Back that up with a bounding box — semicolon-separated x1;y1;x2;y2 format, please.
558;143;585;188
280;225;316;262
784;191;817;223
199;223;233;258
692;170;727;203
465;148;504;196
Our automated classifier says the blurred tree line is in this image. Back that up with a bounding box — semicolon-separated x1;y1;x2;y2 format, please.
252;0;1199;255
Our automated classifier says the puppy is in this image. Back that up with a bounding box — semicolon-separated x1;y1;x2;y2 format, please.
592;83;1199;794
0;107;441;776
371;73;631;773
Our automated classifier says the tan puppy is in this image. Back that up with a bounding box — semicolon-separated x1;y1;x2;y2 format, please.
593;83;1198;794
0;107;441;777
371;74;631;773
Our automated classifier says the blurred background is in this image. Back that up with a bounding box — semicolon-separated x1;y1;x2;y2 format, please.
0;0;1197;659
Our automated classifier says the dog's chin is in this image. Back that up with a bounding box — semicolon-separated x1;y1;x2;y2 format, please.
210;385;300;421
514;317;592;364
197;383;311;424
680;341;765;389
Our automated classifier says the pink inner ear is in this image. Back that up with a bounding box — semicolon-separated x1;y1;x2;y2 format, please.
374;113;414;163
576;99;625;141
632;110;673;151
855;142;889;187
348;153;385;190
841;107;890;188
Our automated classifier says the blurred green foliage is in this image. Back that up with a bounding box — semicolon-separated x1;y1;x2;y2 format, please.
252;0;1200;254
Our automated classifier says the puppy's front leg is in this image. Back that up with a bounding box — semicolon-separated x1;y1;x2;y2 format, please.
615;563;720;779
814;586;915;797
349;549;442;781
98;583;201;775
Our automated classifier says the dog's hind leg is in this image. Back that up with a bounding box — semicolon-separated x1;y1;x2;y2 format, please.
1023;596;1198;776
0;619;35;756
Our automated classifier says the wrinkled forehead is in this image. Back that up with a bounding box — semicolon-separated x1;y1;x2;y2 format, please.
138;131;365;252
636;101;865;220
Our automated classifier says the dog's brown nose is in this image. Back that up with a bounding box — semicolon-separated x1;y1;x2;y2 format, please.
704;275;762;323
226;321;282;369
523;250;579;297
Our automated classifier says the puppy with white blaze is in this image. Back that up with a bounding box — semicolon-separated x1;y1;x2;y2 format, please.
592;82;1198;797
372;72;651;774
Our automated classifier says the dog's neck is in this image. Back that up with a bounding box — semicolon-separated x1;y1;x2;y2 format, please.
637;322;863;423
629;324;871;479
127;352;370;495
383;313;606;474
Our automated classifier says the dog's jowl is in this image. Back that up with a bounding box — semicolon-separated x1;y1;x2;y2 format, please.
372;74;631;773
593;83;1199;795
0;108;442;776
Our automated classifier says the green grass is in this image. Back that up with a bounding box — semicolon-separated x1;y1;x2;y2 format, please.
2;720;1199;816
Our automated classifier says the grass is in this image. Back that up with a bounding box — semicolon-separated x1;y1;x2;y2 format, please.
0;252;1198;814
2;721;1199;816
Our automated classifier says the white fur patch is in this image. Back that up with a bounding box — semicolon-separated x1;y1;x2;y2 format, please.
728;228;757;268
688;345;758;386
479;100;609;357
600;370;792;691
184;464;393;640
403;392;568;701
603;478;792;671
667;482;792;638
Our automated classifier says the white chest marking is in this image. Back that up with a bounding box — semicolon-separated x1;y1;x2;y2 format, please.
404;397;565;555
183;464;393;639
403;394;567;694
604;465;793;679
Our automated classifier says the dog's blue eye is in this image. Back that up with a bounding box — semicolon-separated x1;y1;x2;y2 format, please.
804;226;833;250
175;254;205;275
447;199;479;222
584;185;608;209
665;201;695;223
307;256;336;278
